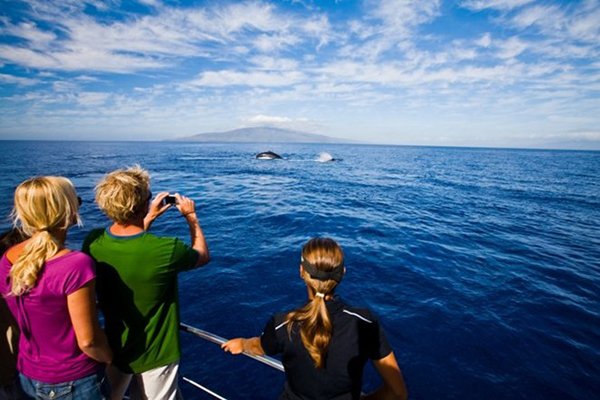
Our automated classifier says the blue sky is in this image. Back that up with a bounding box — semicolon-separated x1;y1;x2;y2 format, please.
0;0;599;149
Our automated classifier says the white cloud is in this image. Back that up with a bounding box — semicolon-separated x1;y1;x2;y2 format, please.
249;56;299;70
299;14;332;49
246;114;292;124
510;5;565;31
254;33;301;52
37;71;56;78
569;7;600;41
476;33;492;47
240;113;320;132
0;45;59;69
0;73;39;86
52;81;79;92
0;43;170;73
3;21;57;49
191;70;305;87
76;92;110;106
507;2;600;43
366;0;441;32
0;0;598;148
138;0;161;6
340;0;441;61
571;130;600;140
0;2;331;73
460;0;535;11
73;75;101;82
210;2;281;37
496;36;528;59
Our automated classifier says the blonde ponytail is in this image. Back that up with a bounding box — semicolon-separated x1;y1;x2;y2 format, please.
9;231;61;296
8;176;80;296
286;237;344;368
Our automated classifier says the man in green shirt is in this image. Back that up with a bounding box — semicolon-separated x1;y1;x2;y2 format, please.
83;166;210;399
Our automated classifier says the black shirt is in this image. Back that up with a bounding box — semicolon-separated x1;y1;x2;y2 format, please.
260;297;392;400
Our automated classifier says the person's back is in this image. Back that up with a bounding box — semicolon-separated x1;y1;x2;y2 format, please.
0;251;100;381
223;237;407;400
0;176;112;399
266;300;391;399
84;229;199;372
84;165;210;399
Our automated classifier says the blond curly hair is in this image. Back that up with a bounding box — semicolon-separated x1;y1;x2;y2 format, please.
95;165;151;224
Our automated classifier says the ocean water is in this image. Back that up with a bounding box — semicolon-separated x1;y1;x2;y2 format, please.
0;141;598;400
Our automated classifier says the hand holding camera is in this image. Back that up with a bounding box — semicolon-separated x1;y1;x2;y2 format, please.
173;194;196;218
145;192;172;228
149;192;196;218
144;192;197;231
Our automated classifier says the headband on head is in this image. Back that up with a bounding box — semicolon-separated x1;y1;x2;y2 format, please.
301;257;344;283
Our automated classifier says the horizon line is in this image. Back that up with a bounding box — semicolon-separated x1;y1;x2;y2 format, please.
0;138;598;152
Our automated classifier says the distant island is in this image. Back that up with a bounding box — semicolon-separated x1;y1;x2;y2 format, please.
173;126;357;143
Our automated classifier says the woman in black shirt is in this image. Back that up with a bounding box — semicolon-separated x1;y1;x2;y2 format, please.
222;237;407;400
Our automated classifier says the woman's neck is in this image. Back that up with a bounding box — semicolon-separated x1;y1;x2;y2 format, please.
6;229;68;263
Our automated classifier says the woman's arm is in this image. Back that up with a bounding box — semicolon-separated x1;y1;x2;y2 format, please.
221;337;265;356
361;352;408;400
67;280;113;364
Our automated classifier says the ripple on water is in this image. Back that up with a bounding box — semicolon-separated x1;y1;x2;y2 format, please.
0;142;598;400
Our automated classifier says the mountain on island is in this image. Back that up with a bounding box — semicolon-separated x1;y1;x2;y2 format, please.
174;126;356;143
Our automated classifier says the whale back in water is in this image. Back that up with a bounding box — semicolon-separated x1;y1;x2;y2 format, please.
256;151;282;160
317;152;341;162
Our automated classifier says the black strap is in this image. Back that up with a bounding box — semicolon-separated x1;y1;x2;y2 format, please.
301;258;344;282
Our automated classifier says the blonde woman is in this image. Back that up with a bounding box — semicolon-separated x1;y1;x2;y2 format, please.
222;237;408;400
0;176;112;398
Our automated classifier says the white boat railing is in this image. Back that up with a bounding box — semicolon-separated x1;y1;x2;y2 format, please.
182;377;228;400
179;322;284;399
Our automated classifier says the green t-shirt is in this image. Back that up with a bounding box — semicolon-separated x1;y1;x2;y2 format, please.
83;228;199;373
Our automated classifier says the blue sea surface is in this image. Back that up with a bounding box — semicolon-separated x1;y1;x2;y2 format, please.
0;141;598;399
